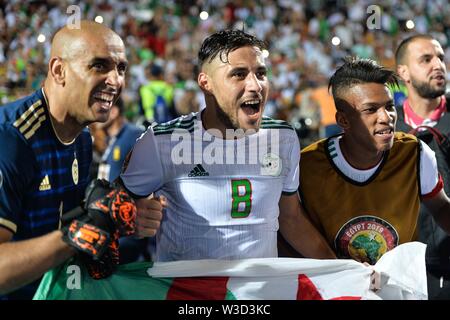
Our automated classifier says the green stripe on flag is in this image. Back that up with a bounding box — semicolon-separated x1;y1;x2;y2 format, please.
34;260;175;300
225;289;237;300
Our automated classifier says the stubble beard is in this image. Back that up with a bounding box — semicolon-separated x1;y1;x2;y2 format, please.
411;77;446;99
216;104;239;130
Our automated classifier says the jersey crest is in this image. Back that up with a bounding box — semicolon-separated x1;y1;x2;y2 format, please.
334;215;399;265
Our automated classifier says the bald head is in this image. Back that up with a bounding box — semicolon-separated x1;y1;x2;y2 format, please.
44;20;128;136
50;20;123;60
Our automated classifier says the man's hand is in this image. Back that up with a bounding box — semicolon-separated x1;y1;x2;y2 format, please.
135;195;166;238
61;179;137;279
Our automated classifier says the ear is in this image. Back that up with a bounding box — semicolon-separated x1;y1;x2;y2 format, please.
397;64;410;83
197;72;212;95
335;111;350;130
48;57;65;85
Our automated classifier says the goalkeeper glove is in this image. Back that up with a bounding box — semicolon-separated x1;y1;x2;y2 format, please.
61;179;137;278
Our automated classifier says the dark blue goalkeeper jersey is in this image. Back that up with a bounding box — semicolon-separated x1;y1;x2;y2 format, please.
0;89;92;299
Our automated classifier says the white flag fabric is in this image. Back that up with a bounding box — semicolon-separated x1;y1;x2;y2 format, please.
147;242;427;300
34;242;427;300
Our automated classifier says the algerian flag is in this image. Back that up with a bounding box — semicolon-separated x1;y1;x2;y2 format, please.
33;242;427;300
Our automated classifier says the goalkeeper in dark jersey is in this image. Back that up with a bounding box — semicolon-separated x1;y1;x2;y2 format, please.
0;21;163;299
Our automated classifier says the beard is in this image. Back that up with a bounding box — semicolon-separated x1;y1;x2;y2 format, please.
214;98;239;130
411;77;447;99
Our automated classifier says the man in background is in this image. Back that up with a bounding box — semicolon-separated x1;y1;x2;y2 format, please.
139;63;174;125
395;34;450;299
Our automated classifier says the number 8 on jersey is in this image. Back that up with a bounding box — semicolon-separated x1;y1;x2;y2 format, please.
231;179;252;218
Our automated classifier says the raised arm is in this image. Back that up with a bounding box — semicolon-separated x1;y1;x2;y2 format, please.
278;193;336;259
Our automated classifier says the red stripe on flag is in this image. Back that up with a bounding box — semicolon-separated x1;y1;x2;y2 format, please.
167;277;229;300
297;274;323;300
330;296;362;300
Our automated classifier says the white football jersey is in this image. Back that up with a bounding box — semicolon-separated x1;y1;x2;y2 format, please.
121;112;300;261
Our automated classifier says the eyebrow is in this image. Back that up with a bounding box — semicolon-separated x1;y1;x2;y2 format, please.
419;53;433;59
256;66;268;72
418;53;444;60
89;57;128;68
229;66;267;73
360;100;394;108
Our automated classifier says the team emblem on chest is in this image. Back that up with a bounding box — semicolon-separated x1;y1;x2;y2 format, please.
260;153;282;176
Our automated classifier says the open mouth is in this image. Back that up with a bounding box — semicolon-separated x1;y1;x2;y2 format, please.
374;127;393;138
431;74;446;82
93;92;115;110
240;99;261;117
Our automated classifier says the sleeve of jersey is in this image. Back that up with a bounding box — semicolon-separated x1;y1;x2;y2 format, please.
419;140;443;199
0;127;35;234
282;132;300;195
120;127;164;198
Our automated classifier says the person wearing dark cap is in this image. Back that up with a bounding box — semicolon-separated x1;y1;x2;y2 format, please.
139;63;174;125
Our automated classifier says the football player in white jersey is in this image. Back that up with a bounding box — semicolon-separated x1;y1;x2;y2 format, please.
120;29;335;261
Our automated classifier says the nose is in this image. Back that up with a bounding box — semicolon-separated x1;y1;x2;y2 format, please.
378;107;395;124
432;56;445;71
246;73;263;93
105;68;122;88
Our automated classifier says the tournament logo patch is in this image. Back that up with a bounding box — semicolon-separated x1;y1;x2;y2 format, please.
334;215;399;265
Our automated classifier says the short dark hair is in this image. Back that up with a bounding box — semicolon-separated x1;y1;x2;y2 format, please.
198;29;267;67
395;34;435;65
329;57;399;109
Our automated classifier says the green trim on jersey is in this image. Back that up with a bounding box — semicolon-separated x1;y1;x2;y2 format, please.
153;116;293;135
261;117;294;130
153;117;196;135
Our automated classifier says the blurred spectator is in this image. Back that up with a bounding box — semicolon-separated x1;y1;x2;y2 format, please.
95;98;144;182
0;0;449;146
139;63;174;125
291;84;322;145
174;79;201;116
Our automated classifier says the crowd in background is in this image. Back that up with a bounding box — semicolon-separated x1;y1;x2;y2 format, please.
1;0;450;145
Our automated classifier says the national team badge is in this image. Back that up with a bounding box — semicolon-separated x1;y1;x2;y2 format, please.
260;153;282;176
72;158;79;185
113;146;121;161
334;215;399;265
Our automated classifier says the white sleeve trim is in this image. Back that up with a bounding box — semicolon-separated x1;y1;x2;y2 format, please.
419;140;439;195
283;132;300;192
120;127;164;196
